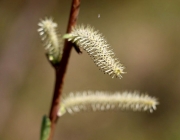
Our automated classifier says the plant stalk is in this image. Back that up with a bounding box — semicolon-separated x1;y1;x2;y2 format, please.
48;0;81;139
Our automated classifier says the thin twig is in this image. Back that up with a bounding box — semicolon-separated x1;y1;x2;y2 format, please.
48;0;81;139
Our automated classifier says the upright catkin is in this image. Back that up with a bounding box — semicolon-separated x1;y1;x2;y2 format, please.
38;18;63;63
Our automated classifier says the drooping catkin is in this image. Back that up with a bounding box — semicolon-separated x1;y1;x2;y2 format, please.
38;18;63;63
64;25;125;79
58;91;159;116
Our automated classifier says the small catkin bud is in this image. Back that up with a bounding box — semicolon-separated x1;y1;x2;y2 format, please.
58;91;159;116
64;25;125;79
38;17;63;63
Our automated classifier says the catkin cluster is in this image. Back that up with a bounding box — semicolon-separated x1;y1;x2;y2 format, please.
37;19;159;117
64;25;125;79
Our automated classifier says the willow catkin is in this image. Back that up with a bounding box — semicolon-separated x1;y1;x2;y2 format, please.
38;18;63;62
64;25;125;79
58;91;159;116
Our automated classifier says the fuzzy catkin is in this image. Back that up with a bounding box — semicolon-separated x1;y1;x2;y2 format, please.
38;18;63;62
64;25;125;79
58;91;159;116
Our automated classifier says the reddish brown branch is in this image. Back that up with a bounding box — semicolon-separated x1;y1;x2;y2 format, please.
48;0;81;139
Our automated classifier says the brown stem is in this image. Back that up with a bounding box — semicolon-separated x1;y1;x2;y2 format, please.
48;0;81;140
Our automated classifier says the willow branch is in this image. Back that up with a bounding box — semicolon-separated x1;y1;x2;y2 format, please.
48;0;81;139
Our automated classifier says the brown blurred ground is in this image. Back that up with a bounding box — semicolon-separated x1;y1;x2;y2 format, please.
0;0;180;140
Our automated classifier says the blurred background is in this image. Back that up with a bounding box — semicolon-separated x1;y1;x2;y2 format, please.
0;0;180;140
